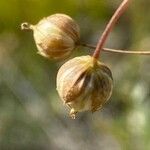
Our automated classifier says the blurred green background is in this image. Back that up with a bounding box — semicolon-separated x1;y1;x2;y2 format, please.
0;0;150;150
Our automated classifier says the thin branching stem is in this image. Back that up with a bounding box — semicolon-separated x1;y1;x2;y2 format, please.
93;0;130;59
80;43;150;55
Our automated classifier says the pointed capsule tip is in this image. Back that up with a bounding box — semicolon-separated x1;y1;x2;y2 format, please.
70;114;76;119
70;109;77;119
21;22;34;30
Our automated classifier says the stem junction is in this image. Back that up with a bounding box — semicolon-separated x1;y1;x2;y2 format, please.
81;43;150;55
93;0;130;59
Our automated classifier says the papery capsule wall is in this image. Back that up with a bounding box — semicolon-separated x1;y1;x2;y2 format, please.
56;55;113;118
22;13;80;59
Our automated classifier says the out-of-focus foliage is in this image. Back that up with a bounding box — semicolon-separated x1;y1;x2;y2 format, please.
0;0;150;150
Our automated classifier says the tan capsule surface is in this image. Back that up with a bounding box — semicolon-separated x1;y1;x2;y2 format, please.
32;13;80;59
56;55;113;118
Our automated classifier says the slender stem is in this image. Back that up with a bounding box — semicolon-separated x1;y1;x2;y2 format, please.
81;43;150;55
93;0;130;59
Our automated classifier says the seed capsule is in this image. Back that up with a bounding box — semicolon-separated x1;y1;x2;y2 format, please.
21;13;80;59
56;55;113;119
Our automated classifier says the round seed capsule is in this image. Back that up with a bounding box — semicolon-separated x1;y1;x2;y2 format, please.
56;55;113;119
21;13;80;59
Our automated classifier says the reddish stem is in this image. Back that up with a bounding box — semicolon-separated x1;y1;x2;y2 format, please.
93;0;130;59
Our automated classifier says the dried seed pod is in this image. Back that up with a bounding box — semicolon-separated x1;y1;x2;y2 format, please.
21;13;80;59
56;55;113;119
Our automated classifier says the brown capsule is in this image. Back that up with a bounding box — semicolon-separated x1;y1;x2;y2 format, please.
56;55;113;119
21;13;80;59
